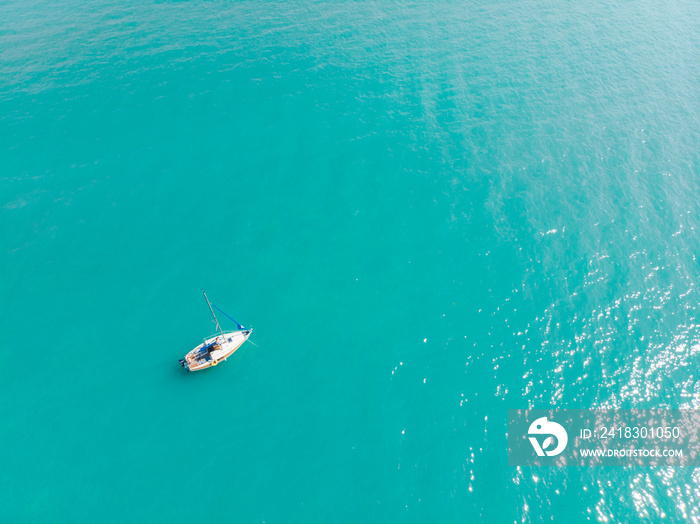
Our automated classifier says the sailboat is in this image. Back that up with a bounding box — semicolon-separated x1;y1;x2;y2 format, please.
179;292;252;372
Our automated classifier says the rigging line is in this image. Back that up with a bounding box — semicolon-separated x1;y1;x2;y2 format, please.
212;304;245;330
203;291;226;339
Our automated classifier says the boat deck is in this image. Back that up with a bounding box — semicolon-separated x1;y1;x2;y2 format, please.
181;330;251;371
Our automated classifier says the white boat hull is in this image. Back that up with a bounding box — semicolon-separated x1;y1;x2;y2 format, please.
180;329;252;371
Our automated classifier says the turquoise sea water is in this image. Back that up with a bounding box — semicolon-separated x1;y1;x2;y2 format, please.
2;0;700;521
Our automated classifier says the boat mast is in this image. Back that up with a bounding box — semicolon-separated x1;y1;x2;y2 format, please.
203;291;226;340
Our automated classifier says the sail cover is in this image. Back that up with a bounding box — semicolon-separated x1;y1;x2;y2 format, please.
195;340;217;358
